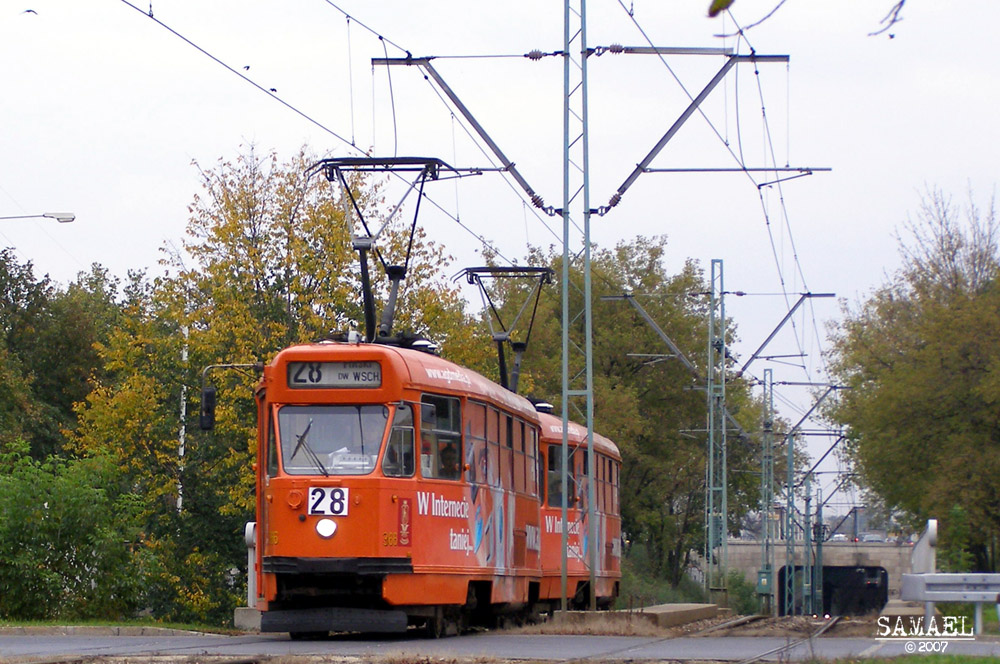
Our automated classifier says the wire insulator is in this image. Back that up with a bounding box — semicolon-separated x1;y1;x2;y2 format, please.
530;193;545;208
609;43;624;54
526;49;544;61
607;193;622;208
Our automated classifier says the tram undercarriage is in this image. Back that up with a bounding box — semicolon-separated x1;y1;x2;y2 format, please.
252;562;555;638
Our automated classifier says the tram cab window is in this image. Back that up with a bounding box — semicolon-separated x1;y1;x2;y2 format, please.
546;445;577;508
278;404;388;476
382;404;415;477
420;395;462;480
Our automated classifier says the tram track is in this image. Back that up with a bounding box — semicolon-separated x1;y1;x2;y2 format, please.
549;613;842;664
4;614;884;664
547;614;765;664
691;613;766;636
734;615;841;664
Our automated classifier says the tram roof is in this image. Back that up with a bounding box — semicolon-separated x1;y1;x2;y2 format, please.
535;410;621;460
269;341;540;422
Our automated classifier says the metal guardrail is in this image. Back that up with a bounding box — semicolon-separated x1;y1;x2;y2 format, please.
901;572;1000;635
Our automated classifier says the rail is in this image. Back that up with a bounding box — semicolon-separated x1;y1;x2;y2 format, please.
734;615;840;664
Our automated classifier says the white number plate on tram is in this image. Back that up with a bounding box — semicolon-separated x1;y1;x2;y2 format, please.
308;487;350;516
288;361;381;388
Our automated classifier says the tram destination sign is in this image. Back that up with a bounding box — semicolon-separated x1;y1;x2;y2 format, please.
287;361;382;388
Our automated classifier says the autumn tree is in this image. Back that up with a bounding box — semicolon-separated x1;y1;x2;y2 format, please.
827;188;1000;570
480;236;762;587
0;251;121;457
68;147;481;623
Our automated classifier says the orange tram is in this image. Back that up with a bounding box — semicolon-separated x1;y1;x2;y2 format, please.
240;339;621;637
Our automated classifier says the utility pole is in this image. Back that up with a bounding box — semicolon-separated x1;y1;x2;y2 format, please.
803;474;813;615
785;430;796;615
758;368;775;614
561;0;597;611
177;324;188;513
814;491;824;615
705;259;728;602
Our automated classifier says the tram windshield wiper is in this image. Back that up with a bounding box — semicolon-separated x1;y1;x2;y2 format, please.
290;419;329;477
357;407;366;456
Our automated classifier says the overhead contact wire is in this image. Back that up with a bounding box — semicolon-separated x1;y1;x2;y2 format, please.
118;0;358;152
317;1;540;265
121;0;519;269
381;37;399;157
614;0;758;185
417;72;564;245
319;2;534;266
319;0;409;55
346;17;356;146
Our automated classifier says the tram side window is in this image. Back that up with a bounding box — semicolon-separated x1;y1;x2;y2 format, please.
466;401;487;485
605;457;612;512
594;454;608;513
547;444;577;508
575;449;590;510
513;420;525;494
594;454;602;512
598;455;610;513
500;414;513;490
608;459;615;514
537;453;545;503
266;416;279;477
421;395;462;480
382;404;415;478
611;461;622;515
527;426;539;498
487;407;500;488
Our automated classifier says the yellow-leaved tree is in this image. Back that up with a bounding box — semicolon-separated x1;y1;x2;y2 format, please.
69;147;486;624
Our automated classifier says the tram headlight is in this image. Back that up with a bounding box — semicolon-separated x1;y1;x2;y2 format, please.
316;518;337;538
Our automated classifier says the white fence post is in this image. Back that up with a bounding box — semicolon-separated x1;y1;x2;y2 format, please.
910;519;937;625
245;521;257;609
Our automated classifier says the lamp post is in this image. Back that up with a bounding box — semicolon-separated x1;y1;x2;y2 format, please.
0;213;75;223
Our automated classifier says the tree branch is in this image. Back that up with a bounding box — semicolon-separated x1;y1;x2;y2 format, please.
869;0;906;36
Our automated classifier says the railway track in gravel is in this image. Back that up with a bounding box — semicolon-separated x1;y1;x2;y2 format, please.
734;615;842;664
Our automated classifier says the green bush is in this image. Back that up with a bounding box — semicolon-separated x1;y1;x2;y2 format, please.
0;440;147;620
726;568;759;615
615;554;707;609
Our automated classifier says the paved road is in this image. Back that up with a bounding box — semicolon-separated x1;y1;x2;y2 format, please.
4;631;1000;662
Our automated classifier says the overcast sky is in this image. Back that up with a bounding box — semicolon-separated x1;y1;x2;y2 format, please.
2;0;997;512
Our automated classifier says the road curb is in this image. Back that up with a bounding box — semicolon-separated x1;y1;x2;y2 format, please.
0;626;214;636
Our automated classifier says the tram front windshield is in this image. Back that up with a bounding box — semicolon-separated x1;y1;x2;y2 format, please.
278;404;388;476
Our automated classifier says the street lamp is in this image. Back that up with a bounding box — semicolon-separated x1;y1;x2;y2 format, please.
0;212;75;223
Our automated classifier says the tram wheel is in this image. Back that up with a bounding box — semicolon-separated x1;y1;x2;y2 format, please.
423;608;445;639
